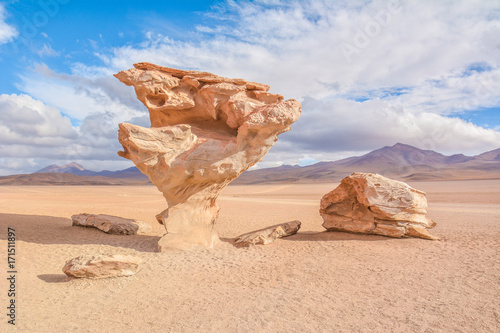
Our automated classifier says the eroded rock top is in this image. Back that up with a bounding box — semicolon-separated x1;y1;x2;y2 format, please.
115;63;301;201
114;62;282;134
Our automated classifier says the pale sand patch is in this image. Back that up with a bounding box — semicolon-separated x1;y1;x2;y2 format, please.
0;180;499;332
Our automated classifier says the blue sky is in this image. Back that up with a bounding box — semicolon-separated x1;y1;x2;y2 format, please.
456;107;500;131
0;0;499;175
1;0;216;93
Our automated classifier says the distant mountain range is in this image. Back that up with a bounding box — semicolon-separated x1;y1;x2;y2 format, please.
0;162;150;186
232;143;500;184
34;162;149;180
0;143;499;185
0;173;150;186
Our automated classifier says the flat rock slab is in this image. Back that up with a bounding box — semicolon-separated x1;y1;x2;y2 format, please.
320;173;439;240
234;220;301;246
71;213;152;235
63;254;143;279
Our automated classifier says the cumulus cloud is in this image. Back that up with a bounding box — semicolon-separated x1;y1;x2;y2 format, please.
8;0;500;173
19;64;147;122
0;94;77;147
0;94;136;175
95;0;500;102
89;0;500;156
0;4;17;45
282;98;500;155
388;66;500;115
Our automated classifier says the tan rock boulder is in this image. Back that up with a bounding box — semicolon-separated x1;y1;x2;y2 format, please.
320;173;439;240
62;254;143;279
71;213;152;235
115;63;301;251
234;220;301;246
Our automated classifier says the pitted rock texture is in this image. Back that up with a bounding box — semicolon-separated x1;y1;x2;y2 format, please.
71;213;152;235
115;63;301;250
320;173;438;240
62;255;143;279
234;220;301;246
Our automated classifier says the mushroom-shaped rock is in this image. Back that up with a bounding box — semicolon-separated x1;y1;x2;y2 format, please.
71;213;152;235
320;173;439;240
234;220;301;246
115;63;301;251
62;255;143;279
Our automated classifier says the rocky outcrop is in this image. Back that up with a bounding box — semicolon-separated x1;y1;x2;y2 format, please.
71;214;152;235
320;173;438;240
234;220;301;246
62;255;143;279
115;63;301;251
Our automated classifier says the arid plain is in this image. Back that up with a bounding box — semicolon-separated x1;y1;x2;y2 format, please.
1;180;499;332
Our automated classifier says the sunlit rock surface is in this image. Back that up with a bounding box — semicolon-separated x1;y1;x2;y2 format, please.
115;63;301;251
71;213;152;235
320;173;438;240
234;220;301;246
63;255;143;279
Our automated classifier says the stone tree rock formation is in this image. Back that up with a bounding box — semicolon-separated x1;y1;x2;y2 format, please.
115;63;301;251
320;173;439;240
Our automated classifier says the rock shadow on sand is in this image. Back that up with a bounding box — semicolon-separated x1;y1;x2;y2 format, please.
0;213;161;253
282;231;392;242
37;274;70;283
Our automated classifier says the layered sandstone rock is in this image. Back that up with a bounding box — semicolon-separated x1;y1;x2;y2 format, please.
115;63;301;251
71;213;152;235
320;173;438;240
234;220;301;246
62;254;143;279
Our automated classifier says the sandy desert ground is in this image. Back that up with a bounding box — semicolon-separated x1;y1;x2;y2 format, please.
0;180;499;332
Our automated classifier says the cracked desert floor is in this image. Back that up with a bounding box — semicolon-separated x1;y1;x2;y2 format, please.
1;180;499;332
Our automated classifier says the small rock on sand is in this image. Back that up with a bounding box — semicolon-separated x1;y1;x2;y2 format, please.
62;254;143;279
234;220;301;246
71;213;152;235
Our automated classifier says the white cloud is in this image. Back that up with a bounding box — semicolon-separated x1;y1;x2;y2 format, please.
281;98;500;156
95;0;500;101
0;4;17;45
388;67;500;115
19;64;147;122
87;0;500;157
0;94;77;146
8;0;500;173
0;94;137;175
36;43;60;57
